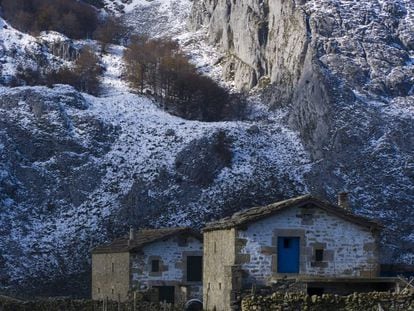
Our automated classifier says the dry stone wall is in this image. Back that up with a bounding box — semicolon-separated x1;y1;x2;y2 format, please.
0;297;179;311
241;292;414;311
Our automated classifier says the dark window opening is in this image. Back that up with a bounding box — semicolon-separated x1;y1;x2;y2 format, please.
111;262;114;273
187;256;202;282
284;238;291;248
315;249;324;262
151;259;160;272
155;286;175;304
307;287;324;296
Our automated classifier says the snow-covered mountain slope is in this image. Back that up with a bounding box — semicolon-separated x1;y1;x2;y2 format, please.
0;19;311;292
104;0;191;37
0;84;310;294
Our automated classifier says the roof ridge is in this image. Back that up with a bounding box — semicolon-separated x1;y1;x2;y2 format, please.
203;194;381;232
92;227;201;254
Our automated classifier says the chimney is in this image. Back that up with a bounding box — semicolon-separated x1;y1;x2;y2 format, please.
338;192;350;210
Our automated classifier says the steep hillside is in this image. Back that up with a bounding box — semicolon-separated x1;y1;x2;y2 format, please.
0;18;311;293
0;83;311;294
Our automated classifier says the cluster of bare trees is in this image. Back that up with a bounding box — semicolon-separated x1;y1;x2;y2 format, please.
124;36;246;121
0;0;98;39
94;17;129;52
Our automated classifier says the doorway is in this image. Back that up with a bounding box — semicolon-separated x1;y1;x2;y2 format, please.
155;286;175;304
277;237;300;273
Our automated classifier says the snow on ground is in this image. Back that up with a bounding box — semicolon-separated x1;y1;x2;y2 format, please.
114;0;192;37
0;82;311;281
99;44;131;95
0;18;43;80
80;90;311;221
0;18;71;82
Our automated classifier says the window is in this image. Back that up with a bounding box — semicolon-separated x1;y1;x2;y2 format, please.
97;288;100;294
111;262;114;273
214;242;217;253
315;249;324;262
187;256;202;282
151;259;160;272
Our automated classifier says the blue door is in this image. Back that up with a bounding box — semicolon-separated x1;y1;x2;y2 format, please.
277;237;300;273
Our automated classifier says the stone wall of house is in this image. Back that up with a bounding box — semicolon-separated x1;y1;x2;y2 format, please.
91;252;130;302
241;292;414;311
130;235;203;304
236;205;379;286
203;228;240;311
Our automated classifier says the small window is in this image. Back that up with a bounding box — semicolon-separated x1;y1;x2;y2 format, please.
111;262;114;273
111;288;114;294
315;249;324;262
214;242;217;253
219;283;222;290
98;288;100;294
151;259;160;272
187;256;202;282
283;238;291;248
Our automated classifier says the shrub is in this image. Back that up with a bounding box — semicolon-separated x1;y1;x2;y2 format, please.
12;46;102;95
47;46;102;95
1;0;98;39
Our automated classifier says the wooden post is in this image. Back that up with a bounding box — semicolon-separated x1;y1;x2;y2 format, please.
133;291;136;311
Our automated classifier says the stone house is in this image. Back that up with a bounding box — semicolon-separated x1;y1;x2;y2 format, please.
202;194;393;311
91;227;203;306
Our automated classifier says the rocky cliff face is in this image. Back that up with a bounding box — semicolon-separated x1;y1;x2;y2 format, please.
191;0;414;263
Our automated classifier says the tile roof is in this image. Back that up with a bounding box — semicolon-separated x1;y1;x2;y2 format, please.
203;194;382;232
92;227;201;254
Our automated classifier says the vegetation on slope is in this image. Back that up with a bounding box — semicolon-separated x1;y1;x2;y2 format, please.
124;36;246;121
0;0;98;39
